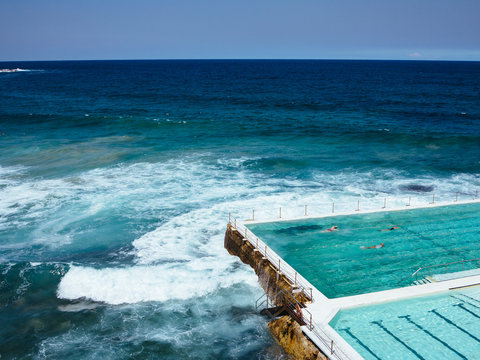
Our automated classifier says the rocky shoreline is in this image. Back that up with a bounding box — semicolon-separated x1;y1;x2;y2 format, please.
224;224;326;360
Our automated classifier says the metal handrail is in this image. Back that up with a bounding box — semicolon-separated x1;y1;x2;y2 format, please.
281;292;353;360
257;288;352;360
256;289;311;325
230;219;314;302
309;322;353;360
411;257;480;280
255;293;270;311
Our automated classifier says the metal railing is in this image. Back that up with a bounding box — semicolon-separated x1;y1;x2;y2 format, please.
256;289;353;360
255;293;269;311
256;289;313;329
232;191;479;224
229;217;314;302
309;319;354;360
411;257;480;281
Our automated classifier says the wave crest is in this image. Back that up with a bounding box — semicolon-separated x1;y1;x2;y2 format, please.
57;262;256;304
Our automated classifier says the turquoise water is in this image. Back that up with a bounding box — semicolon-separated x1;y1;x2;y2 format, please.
1;60;480;359
330;286;480;360
247;202;480;298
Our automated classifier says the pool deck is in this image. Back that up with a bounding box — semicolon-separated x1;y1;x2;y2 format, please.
432;268;480;281
313;273;480;325
240;198;480;360
249;197;480;225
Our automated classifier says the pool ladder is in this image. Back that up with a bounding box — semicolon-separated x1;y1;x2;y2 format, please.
411;257;480;280
255;288;312;330
412;277;433;286
397;257;480;286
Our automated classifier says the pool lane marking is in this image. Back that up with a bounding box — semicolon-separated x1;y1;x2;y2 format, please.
451;296;480;309
398;315;467;360
371;320;426;360
311;225;480;249
454;303;480;320
340;327;382;360
452;293;480;304
283;211;479;233
430;309;480;343
278;213;479;243
318;242;480;265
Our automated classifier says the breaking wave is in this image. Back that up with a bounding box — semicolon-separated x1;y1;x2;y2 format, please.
30;157;477;305
0;68;36;73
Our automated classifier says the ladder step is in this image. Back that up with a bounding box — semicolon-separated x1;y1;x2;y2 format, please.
412;278;433;286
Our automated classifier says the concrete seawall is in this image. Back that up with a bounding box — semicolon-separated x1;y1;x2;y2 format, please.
224;223;327;360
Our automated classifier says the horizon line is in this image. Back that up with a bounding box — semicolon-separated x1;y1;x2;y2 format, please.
1;57;480;63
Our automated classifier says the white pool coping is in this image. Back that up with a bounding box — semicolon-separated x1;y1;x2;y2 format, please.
247;198;480;225
432;268;480;281
241;199;480;360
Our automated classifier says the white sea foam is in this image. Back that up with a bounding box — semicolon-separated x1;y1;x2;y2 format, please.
57;260;257;304
43;279;270;360
0;157;478;304
57;302;100;312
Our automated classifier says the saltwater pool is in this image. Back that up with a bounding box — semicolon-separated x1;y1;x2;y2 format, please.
330;286;480;360
246;202;480;298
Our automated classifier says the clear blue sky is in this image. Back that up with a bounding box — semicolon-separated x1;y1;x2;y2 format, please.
1;0;480;61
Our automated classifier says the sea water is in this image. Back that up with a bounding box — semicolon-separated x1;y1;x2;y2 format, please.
0;60;479;359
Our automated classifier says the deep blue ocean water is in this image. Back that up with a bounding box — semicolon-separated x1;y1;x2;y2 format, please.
0;60;479;359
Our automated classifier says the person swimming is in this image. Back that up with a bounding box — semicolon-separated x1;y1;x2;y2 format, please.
326;225;339;232
380;226;399;231
361;242;384;249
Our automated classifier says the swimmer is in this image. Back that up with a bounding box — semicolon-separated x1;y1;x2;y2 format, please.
327;226;339;232
361;242;384;249
380;226;399;231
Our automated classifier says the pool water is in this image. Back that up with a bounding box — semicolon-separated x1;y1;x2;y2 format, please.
329;286;480;360
246;202;480;298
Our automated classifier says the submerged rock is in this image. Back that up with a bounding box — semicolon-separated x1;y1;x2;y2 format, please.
399;183;434;193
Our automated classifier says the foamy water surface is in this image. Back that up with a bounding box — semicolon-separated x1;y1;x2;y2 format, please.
1;60;479;359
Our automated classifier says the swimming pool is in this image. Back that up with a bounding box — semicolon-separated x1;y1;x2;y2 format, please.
246;202;480;298
329;286;480;360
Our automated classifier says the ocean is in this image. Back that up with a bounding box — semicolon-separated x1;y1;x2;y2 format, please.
0;59;479;359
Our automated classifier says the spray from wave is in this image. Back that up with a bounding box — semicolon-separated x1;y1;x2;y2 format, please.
1;159;479;304
38;157;479;305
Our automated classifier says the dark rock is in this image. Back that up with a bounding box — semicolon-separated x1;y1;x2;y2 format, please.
399;184;434;193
